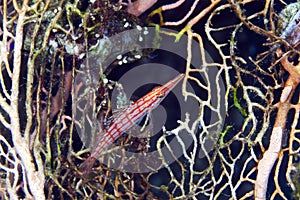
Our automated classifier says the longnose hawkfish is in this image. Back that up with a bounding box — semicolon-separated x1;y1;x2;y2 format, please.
78;73;185;176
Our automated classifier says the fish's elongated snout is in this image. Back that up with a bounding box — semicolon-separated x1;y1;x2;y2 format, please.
160;73;185;94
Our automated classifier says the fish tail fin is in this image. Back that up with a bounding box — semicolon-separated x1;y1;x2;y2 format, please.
78;156;97;177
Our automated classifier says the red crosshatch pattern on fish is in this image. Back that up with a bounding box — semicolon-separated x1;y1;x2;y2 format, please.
78;73;185;175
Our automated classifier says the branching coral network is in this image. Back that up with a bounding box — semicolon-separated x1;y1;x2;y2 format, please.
0;0;299;199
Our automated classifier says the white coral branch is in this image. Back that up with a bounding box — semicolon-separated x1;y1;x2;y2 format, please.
9;1;45;199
